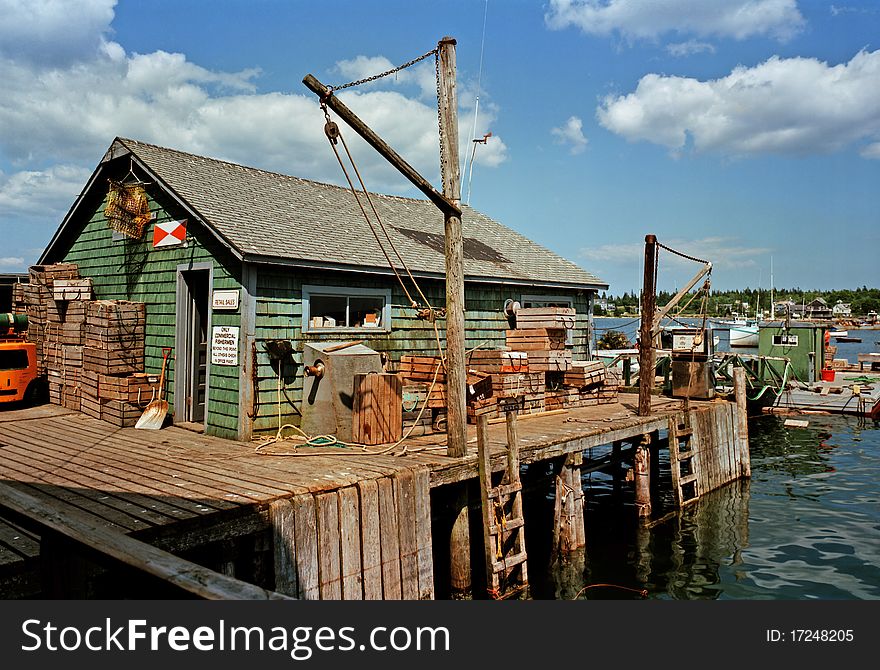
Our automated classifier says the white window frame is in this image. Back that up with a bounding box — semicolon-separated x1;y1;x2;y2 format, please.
520;294;576;345
302;285;392;334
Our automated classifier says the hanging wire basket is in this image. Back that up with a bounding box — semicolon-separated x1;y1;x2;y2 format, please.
104;180;152;238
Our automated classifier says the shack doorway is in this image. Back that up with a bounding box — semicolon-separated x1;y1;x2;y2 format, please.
175;267;210;425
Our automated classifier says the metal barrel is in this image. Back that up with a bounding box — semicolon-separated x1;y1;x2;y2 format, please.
0;312;28;332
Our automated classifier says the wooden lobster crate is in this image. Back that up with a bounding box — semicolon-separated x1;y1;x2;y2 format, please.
505;328;567;351
514;306;576;330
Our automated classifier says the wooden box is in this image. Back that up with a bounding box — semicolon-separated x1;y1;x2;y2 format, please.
514;307;576;330
505;328;567;351
526;350;572;372
83;346;144;375
53;278;93;301
101;399;143;428
563;360;607;388
398;355;446;383
352;373;403;446
491;371;545;397
464;349;507;373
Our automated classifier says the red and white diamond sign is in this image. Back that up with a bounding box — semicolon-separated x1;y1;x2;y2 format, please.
153;219;187;248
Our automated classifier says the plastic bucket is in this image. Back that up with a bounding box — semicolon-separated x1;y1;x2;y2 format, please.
821;368;835;382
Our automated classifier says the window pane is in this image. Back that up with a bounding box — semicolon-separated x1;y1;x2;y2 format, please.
309;294;348;328
350;296;385;328
0;349;30;371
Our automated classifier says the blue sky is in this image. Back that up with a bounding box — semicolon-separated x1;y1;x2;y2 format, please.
1;0;878;294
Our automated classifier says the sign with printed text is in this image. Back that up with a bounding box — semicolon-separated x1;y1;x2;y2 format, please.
212;289;239;310
211;326;239;366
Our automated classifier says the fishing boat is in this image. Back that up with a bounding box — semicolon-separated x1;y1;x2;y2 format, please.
729;322;759;347
830;329;848;338
835;336;862;343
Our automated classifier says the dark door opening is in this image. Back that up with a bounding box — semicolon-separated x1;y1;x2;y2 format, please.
179;269;209;424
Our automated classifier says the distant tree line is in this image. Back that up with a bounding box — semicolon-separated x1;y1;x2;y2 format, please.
595;286;880;317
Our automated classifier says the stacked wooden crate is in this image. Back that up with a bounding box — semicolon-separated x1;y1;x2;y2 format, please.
560;360;618;408
511;307;575;372
81;301;150;427
24;263;89;407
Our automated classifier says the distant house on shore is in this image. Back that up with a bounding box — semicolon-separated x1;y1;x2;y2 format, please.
805;298;832;320
832;301;852;318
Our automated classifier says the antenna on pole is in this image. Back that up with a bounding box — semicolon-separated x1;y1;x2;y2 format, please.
461;0;489;204
466;132;491;205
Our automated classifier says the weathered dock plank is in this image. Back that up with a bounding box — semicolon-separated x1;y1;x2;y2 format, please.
356;479;383;600
377;477;402;599
291;493;320;600
338;486;363;600
316;492;342;600
394;469;419;600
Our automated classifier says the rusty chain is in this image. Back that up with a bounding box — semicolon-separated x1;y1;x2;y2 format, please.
328;47;438;92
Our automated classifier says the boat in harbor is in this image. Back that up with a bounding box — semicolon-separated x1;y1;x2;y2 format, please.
729;321;759;347
830;329;848;338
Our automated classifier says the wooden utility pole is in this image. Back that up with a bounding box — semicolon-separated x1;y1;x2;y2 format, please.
639;234;658;416
437;36;467;459
437;36;472;598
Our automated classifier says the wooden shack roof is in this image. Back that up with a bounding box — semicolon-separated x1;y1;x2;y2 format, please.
42;137;607;291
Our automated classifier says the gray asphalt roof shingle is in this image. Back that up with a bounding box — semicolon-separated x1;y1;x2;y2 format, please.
115;137;607;289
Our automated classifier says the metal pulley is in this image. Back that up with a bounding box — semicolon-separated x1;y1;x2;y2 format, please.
324;120;340;145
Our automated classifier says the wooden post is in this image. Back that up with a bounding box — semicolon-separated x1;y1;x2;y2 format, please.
554;452;585;552
634;434;652;518
733;367;751;478
639;234;658;416
448;486;471;597
437;36;467;459
438;36;471;596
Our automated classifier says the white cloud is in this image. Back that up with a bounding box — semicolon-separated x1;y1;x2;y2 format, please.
545;0;805;42
666;40;716;57
333;55;438;100
0;0;117;65
580;237;771;292
0;256;26;268
0;7;509;233
0;164;92;215
551;116;589;154
861;142;880;159
597;49;880;158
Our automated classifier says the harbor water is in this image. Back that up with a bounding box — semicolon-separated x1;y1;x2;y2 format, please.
527;317;880;600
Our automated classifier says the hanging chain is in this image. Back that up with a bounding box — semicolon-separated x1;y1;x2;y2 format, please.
435;49;445;189
328;47;438;92
657;241;710;265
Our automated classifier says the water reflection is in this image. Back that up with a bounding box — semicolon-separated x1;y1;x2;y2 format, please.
535;414;880;600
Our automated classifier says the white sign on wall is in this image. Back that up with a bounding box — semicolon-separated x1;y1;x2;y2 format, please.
212;289;240;310
211;326;239;366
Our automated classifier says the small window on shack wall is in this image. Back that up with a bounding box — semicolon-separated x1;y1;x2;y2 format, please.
520;294;576;346
303;285;392;333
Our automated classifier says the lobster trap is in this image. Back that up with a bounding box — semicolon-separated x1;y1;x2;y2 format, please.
104;180;152;239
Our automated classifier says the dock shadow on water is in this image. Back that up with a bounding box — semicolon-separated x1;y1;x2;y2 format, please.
527;414;880;600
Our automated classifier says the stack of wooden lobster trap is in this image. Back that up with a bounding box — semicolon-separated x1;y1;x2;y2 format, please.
397;307;618;435
16;263;157;427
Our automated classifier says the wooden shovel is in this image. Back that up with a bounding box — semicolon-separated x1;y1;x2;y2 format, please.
136;347;172;430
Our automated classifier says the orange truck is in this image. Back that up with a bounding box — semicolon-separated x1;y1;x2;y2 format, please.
1;312;42;405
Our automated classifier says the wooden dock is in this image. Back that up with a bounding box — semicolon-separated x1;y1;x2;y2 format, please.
0;393;747;599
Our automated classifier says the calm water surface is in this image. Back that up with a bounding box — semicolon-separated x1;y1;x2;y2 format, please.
526;317;880;600
532;402;880;600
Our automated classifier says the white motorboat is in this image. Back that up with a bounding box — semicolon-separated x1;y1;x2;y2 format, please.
829;329;848;338
729;323;759;347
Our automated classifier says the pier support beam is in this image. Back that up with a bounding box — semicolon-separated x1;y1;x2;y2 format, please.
733;367;752;478
553;452;585;553
448;484;472;598
634;434;652;518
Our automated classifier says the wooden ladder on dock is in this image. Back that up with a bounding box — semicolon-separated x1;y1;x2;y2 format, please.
477;412;528;599
668;414;700;507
